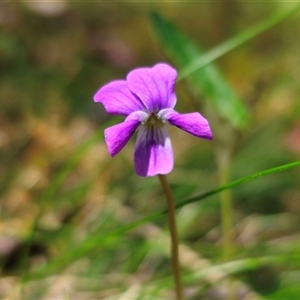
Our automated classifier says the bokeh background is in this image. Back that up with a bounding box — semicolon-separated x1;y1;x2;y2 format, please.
1;1;300;299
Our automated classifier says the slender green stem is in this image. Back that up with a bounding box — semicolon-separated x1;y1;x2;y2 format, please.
220;164;233;261
220;165;237;299
217;146;236;298
158;174;183;300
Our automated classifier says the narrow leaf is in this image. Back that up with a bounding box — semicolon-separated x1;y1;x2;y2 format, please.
180;4;300;79
151;12;249;129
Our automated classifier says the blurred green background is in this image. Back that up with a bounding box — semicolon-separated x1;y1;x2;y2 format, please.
1;1;300;299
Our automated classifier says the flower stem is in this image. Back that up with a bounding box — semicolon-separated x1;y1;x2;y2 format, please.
158;174;183;300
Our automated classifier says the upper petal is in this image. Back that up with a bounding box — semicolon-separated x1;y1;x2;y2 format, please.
134;125;173;177
94;80;146;116
104;112;147;157
162;109;213;140
127;63;177;113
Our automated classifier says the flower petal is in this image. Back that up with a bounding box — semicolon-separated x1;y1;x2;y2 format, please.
162;109;213;140
127;63;177;112
94;80;146;116
134;125;173;177
104;112;147;157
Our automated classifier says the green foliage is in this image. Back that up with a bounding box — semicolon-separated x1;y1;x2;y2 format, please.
1;2;300;299
151;12;249;129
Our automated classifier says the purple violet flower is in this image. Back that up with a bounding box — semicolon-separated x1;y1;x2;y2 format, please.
94;63;213;177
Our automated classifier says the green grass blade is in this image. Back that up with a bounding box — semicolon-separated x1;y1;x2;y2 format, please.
152;254;300;291
109;160;300;234
179;4;300;80
176;160;300;208
26;160;300;279
150;12;249;129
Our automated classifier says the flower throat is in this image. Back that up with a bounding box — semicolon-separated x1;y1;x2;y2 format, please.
144;112;165;128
